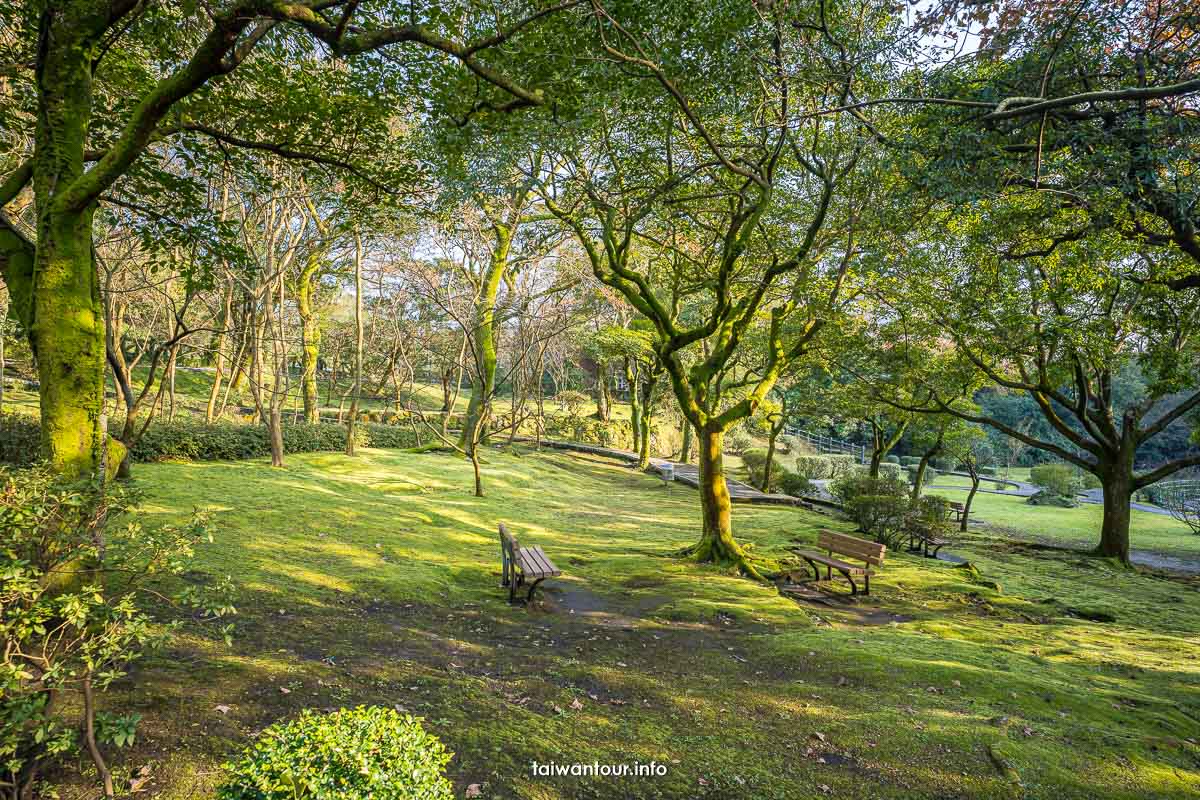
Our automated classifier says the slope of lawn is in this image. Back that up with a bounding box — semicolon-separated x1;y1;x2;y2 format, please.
920;483;1200;559
49;446;1200;800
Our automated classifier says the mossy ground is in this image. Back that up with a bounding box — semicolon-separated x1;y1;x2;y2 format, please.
42;446;1200;799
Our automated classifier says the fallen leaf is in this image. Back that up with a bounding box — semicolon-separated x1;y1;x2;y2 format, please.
811;732;827;742
570;698;584;710
214;704;232;715
465;784;483;798
279;687;291;695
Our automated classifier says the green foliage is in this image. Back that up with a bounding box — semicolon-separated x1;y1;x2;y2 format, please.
1027;490;1079;509
542;415;634;452
931;456;956;472
1029;463;1090;498
0;465;232;795
877;463;904;483
724;429;755;456
0;418;420;466
218;706;453;800
824;454;857;480
900;456;921;467
793;455;833;481
911;495;952;527
0;412;38;463
845;494;910;548
829;469;908;506
778;470;815;498
906;465;939;486
883;454;900;465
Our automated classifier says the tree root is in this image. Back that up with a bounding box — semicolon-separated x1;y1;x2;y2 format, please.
673;542;770;583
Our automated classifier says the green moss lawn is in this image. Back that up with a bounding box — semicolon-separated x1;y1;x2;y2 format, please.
52;446;1200;799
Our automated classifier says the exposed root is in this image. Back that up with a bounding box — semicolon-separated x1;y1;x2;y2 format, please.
673;541;770;583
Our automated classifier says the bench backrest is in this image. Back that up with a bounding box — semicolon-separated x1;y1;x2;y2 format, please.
817;529;886;567
950;501;964;510
499;522;518;578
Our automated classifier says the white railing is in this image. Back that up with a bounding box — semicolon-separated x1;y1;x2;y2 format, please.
785;427;866;464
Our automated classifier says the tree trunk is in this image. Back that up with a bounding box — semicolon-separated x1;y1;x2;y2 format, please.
297;250;322;424
12;9;124;478
347;233;364;456
684;424;759;578
268;405;284;467
636;377;653;469
626;359;641;453
680;420;693;463
206;285;232;423
1096;465;1133;563
595;361;611;421
962;472;979;532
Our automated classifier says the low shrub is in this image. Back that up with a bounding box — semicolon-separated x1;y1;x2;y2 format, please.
883;454;901;465
825;454;857;480
741;448;787;491
1027;489;1079;508
877;462;905;483
218;706;453;800
779;470;815;498
912;494;952;525
829;469;908;506
1029;463;1077;497
906;464;940;485
846;493;910;548
3;417;421;467
2;465;232;797
793;455;833;481
0;412;39;464
931;455;957;473
979;465;998;476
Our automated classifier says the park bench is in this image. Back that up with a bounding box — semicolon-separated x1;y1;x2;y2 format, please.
906;522;950;559
498;523;561;604
950;501;966;523
790;530;885;596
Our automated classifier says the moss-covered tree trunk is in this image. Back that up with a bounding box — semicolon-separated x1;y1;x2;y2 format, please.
679;419;693;463
460;229;510;456
25;16;124;477
347;233;363;456
686;424;758;575
636;376;654;469
296;248;323;424
625;358;641;454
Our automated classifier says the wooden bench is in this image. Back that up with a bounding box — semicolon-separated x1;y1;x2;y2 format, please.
791;530;885;596
498;523;561;604
907;522;950;559
950;501;966;523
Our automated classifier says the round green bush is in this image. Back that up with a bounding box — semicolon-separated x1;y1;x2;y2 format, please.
778;469;814;498
218;706;453;800
883;454;901;465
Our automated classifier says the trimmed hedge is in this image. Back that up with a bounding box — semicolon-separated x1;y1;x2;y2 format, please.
0;414;420;466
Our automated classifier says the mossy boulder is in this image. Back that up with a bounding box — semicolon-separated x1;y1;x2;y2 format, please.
1026;490;1078;508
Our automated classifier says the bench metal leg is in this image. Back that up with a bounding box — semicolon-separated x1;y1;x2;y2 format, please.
929;543;944;559
843;570;858;596
526;578;545;603
800;557;821;582
863;574;870;595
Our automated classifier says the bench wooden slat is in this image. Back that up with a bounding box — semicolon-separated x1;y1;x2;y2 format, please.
792;549;870;575
519;545;560;578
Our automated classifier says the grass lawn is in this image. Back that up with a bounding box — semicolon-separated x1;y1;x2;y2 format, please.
47;446;1200;799
920;484;1200;559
